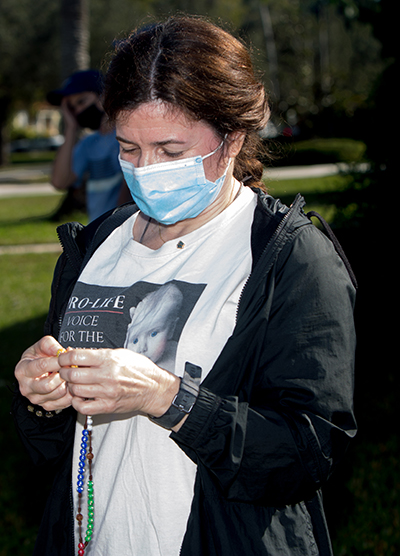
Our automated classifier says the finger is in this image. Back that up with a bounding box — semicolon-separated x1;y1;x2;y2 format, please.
58;348;105;369
29;381;72;408
20;335;63;362
32;370;66;395
71;395;112;416
59;364;100;385
16;352;62;381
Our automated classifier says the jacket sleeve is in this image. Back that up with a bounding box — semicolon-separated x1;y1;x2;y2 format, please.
11;390;76;467
171;224;357;507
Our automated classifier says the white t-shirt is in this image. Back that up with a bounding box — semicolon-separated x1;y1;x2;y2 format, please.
60;184;257;555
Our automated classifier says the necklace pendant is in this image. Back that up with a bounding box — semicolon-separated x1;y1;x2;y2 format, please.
177;241;185;249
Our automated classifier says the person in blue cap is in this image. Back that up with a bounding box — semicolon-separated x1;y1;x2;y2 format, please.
47;70;129;222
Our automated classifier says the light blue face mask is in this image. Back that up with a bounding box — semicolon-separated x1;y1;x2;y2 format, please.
118;140;230;225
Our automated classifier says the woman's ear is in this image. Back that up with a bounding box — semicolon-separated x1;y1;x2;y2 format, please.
227;131;246;158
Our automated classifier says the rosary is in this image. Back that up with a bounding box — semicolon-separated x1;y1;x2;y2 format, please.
56;348;95;554
76;415;94;555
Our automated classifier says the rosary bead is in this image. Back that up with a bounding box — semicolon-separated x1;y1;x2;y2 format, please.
76;513;83;522
78;549;85;555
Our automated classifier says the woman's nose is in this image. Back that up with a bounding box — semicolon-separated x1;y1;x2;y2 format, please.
136;151;157;168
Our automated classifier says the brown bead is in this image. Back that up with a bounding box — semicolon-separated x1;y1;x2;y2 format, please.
76;513;83;522
87;453;94;460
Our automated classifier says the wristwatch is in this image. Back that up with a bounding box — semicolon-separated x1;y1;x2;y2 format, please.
149;362;202;429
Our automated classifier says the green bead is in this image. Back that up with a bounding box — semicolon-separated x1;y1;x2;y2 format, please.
88;499;94;506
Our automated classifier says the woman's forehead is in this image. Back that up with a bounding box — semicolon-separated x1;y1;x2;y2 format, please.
116;101;216;138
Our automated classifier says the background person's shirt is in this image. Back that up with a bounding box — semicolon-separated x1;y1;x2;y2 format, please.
73;129;125;222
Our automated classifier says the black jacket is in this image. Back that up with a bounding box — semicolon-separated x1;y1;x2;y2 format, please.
12;192;357;555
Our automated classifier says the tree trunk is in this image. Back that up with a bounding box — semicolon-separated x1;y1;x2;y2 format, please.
60;0;90;80
259;2;280;101
0;96;11;166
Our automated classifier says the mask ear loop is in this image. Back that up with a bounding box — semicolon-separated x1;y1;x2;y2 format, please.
201;133;228;161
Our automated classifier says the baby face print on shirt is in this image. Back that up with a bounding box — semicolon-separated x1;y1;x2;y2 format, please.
124;283;184;372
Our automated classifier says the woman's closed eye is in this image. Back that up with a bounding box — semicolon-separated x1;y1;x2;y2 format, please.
162;149;185;159
120;145;140;155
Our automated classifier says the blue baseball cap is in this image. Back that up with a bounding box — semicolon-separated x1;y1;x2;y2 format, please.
47;70;104;106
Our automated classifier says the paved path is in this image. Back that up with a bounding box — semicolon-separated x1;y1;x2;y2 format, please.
0;163;362;199
0;243;62;255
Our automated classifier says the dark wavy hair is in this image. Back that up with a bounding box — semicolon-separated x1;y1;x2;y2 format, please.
103;16;270;189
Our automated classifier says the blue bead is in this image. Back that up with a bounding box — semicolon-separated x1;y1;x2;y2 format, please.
82;430;89;436
80;448;87;455
81;441;87;449
77;480;83;488
79;455;86;462
77;486;84;493
78;474;84;481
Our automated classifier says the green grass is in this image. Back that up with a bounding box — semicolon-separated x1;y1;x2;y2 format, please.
0;195;88;245
0;253;59;555
9;151;57;165
265;174;354;224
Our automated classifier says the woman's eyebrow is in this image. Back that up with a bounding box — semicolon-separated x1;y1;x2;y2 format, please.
116;136;186;147
116;135;135;144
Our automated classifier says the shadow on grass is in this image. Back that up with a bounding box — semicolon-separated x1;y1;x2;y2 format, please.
0;314;56;555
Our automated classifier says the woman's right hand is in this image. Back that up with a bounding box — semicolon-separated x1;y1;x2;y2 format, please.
14;336;73;411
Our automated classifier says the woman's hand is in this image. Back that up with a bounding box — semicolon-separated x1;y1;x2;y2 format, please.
14;336;73;411
58;348;180;417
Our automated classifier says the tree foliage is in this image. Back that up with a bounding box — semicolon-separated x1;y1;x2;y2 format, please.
0;0;388;164
240;0;384;136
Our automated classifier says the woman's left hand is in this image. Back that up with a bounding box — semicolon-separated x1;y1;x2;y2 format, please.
58;348;180;417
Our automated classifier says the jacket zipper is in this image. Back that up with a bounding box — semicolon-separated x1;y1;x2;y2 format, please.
235;193;304;325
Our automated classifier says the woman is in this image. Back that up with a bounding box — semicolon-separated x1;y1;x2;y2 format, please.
12;16;357;556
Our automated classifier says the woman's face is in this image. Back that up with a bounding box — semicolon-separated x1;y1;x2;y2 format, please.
116;101;230;184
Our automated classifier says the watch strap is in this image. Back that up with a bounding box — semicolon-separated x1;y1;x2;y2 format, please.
149;362;201;429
